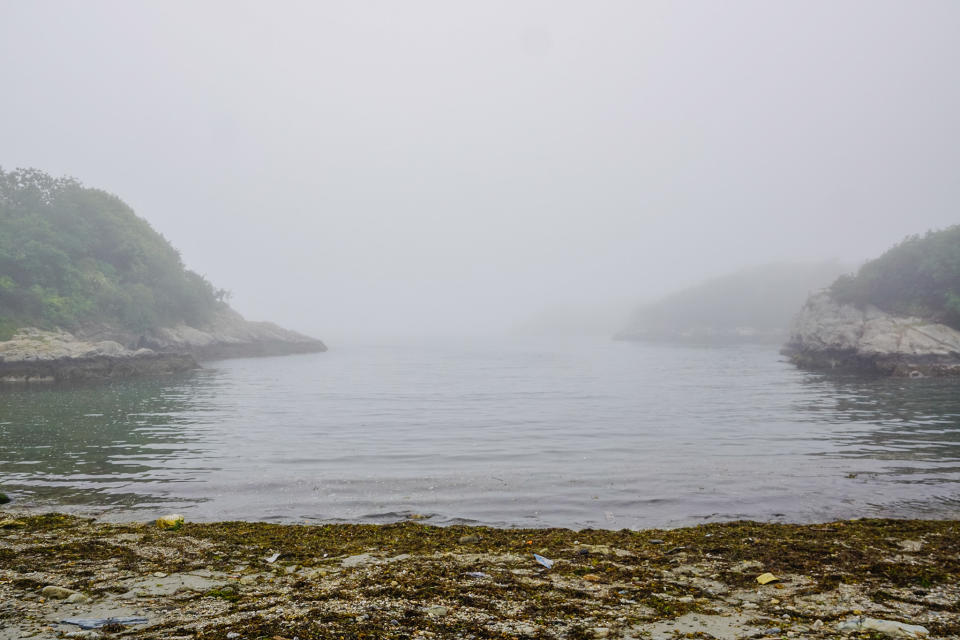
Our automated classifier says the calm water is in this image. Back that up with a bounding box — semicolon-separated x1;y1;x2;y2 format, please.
1;338;959;529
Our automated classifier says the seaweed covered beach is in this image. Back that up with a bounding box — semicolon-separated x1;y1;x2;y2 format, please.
0;513;958;639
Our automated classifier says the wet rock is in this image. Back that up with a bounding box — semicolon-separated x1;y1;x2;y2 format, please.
341;553;377;568
41;585;77;599
836;616;929;638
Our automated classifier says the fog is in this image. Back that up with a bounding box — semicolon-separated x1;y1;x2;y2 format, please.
2;1;958;342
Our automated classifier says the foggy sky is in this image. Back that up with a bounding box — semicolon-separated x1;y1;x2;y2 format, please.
2;1;959;341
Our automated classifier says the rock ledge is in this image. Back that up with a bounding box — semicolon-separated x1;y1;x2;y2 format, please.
0;329;197;383
782;292;960;376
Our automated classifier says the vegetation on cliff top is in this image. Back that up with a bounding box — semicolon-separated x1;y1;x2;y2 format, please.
831;225;960;330
0;168;227;339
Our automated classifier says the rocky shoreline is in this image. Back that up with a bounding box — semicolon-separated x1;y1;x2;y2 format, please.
0;310;325;383
783;293;960;377
0;513;956;639
0;329;197;383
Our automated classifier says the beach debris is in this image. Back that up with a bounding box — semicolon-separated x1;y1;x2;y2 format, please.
155;514;184;530
533;553;554;569
836;616;929;638
756;572;780;585
41;585;77;599
899;539;923;552
61;617;149;630
465;571;490;578
265;552;281;563
0;518;26;528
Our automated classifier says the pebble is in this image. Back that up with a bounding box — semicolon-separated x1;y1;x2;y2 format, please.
66;592;91;604
812;619;823;630
592;628;610;638
65;632;101;640
41;585;76;599
458;534;480;544
226;634;240;639
763;627;781;636
424;606;448;617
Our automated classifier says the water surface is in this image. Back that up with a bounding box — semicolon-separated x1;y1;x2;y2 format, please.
1;338;959;529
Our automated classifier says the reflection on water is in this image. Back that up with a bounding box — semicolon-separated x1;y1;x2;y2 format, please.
0;372;221;509
0;339;958;528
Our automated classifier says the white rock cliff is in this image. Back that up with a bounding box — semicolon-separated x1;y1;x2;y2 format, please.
783;292;960;376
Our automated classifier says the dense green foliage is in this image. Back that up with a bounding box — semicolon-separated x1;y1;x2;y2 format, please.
0;168;226;336
831;226;960;330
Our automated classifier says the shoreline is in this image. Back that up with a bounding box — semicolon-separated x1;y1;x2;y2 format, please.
1;513;956;639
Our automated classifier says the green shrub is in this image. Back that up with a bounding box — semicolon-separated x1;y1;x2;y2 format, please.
0;167;225;334
831;225;960;329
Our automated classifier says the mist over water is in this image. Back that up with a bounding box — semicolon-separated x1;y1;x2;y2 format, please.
3;339;959;529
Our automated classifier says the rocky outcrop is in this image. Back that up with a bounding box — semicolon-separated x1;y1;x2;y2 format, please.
137;308;327;360
0;310;326;383
782;292;960;377
0;328;197;383
74;308;327;361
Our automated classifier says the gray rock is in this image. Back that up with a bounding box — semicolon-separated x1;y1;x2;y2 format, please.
0;329;197;382
139;308;326;359
340;553;377;568
424;605;448;617
836;616;929;638
41;585;76;599
458;534;480;544
783;292;960;376
66;592;91;604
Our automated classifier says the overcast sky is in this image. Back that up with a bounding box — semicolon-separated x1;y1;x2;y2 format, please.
2;1;958;341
